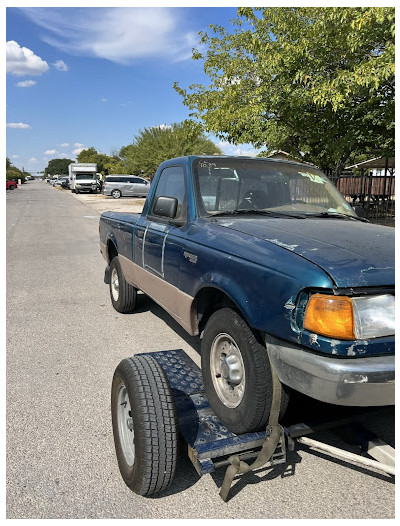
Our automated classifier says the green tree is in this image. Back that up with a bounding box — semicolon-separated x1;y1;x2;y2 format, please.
77;147;121;175
174;7;394;174
6;157;28;182
119;120;222;176
44;158;74;177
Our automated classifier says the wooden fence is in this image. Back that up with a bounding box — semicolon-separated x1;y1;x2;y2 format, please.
326;171;395;223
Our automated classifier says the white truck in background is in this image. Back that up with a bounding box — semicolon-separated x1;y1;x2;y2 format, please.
69;163;98;194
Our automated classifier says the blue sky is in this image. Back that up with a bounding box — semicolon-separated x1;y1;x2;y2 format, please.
6;4;261;174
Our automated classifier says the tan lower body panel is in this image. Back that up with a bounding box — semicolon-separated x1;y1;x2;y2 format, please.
119;254;198;335
100;242;108;262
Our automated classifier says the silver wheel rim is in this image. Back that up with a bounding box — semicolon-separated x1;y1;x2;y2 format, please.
111;267;119;301
117;384;135;466
210;333;245;408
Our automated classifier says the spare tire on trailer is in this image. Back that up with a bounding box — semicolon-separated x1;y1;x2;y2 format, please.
111;355;179;496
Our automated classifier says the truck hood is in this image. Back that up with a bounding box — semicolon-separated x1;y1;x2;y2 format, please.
217;217;394;288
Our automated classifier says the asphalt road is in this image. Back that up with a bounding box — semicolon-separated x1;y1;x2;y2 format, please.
6;181;395;519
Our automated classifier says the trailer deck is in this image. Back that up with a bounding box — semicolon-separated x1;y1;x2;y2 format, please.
121;349;394;501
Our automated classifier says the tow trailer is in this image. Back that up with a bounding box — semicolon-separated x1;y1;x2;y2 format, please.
111;349;395;501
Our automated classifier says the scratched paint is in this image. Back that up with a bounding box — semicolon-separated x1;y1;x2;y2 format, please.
284;297;295;310
266;239;299;251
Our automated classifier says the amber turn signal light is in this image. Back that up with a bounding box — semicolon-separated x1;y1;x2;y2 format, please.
303;294;355;340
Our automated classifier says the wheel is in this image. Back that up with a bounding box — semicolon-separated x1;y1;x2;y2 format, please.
109;256;137;313
201;307;289;434
9;185;15;190
112;189;122;199
111;355;179;495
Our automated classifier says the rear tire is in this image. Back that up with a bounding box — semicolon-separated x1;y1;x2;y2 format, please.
111;355;179;495
109;256;137;313
112;189;122;199
201;308;289;434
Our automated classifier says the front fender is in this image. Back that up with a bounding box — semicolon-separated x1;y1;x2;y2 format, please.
193;262;333;345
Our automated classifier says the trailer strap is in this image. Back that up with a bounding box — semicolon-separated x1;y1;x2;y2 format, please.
219;364;283;502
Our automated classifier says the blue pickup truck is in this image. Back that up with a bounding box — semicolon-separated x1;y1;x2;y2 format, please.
99;155;395;437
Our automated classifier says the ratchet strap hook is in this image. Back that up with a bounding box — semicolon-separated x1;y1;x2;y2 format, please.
219;363;283;502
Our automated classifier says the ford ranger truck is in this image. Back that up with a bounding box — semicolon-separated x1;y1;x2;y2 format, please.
99;156;395;434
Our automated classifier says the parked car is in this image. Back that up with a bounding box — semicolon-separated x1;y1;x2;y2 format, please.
58;177;70;189
6;180;18;190
102;174;150;199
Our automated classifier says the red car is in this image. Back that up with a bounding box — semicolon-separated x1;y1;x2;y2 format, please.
6;180;18;190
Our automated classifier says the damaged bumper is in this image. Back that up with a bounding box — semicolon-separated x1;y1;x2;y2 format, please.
266;335;395;407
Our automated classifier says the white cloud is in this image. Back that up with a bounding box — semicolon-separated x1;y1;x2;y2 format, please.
16;80;37;88
60;143;70;148
7;122;31;129
29;157;38;163
19;7;197;64
73;147;84;155
100;98;108;103
74;143;84;148
6;40;49;76
53;59;68;71
44;149;57;155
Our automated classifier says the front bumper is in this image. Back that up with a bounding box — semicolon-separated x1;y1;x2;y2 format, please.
76;184;96;192
266;335;394;407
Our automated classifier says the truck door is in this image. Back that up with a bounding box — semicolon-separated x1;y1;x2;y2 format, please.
134;165;188;310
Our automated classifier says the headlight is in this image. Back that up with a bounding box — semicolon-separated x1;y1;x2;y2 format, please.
303;293;395;340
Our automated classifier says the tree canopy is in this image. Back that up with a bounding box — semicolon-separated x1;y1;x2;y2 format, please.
44;158;74;177
119;120;222;176
174;7;394;173
7;157;31;182
76;147;124;175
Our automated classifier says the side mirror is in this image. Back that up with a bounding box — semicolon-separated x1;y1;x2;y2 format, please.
153;196;178;219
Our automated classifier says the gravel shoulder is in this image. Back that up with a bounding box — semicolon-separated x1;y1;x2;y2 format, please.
68;189;145;214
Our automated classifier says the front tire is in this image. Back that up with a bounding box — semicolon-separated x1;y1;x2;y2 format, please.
109;256;137;313
112;189;122;199
201;308;289;434
111;355;179;495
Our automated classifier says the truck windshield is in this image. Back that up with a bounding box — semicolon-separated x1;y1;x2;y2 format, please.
193;158;356;218
76;173;95;180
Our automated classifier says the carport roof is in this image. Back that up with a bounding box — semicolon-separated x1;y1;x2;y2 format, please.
346;156;395;170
